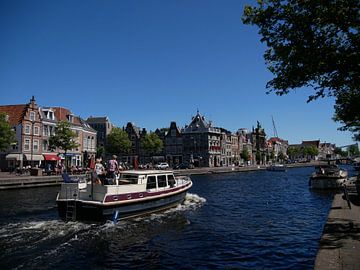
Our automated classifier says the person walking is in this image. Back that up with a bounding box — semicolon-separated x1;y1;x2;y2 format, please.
107;155;119;180
95;158;106;184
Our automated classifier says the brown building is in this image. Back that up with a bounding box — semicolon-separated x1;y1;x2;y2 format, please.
164;122;183;166
0;96;43;170
0;97;97;171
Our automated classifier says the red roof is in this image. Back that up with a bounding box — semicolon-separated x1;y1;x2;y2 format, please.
53;107;81;125
0;104;27;125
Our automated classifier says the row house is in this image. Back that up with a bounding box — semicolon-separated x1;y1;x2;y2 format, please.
53;107;97;167
0;96;43;170
182;111;221;167
250;121;268;165
318;142;336;160
86;116;114;150
267;137;289;161
237;128;253;165
0;97;97;171
164;122;183;166
123;122;144;165
220;128;233;166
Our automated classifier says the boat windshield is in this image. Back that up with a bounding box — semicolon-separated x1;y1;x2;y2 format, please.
119;174;139;184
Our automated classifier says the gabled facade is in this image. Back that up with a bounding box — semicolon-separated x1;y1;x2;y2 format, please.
123;122;142;165
0;96;43;170
250;121;268;165
267;137;289;161
86;116;114;150
48;106;97;167
165;122;183;166
182;111;221;167
318;142;336;160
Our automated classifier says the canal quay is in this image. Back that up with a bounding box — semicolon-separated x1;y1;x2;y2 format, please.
0;164;358;269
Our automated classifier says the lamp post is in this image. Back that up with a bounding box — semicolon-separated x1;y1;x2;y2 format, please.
31;119;34;168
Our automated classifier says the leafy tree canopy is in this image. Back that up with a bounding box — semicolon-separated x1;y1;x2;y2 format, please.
49;121;79;153
0;112;16;152
140;132;163;154
348;144;359;157
241;149;250;161
106;127;131;155
243;0;360;140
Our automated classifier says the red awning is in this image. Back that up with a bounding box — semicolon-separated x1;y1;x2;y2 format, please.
43;154;61;161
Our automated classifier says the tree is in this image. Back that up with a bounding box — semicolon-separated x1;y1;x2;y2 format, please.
241;149;250;163
242;1;360;140
96;146;105;159
287;146;300;160
333;90;360;141
241;149;250;162
348;144;359;157
49;121;79;169
278;151;285;162
140;132;163;154
106;127;131;155
303;145;319;159
0;112;16;151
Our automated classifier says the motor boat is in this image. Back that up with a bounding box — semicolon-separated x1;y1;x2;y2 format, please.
309;164;348;189
266;164;287;172
56;170;192;222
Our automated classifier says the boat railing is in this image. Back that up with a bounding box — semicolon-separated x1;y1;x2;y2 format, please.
176;175;191;186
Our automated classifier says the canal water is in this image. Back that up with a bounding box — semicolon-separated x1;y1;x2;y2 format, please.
0;167;339;269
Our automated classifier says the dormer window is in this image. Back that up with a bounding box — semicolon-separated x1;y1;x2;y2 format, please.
67;114;74;123
43;109;55;120
48;111;54;120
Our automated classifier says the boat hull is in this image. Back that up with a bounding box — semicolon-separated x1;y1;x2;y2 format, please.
309;176;347;189
57;189;188;222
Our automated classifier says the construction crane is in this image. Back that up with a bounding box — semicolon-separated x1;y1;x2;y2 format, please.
271;115;279;138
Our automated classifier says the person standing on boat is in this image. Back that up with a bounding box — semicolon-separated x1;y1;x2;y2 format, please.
107;155;119;180
95;158;106;184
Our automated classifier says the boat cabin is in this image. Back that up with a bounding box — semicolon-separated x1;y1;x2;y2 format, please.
58;170;187;203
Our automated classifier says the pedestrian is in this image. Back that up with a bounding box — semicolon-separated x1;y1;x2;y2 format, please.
107;155;119;180
95;158;106;184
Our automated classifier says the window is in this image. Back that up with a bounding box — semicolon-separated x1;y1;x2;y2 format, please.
67;115;73;123
34;126;39;135
43;140;48;151
120;174;138;184
43;125;49;136
33;140;39;152
24;139;30;151
83;137;87;149
25;124;31;134
146;176;156;189
48;111;54;120
167;175;175;187
157;175;167;188
29;111;35;121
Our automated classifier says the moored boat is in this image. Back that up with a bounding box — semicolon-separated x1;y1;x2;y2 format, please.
266;164;287;172
56;170;192;222
309;164;348;189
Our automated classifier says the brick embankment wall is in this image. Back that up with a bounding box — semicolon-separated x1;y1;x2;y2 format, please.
314;192;360;270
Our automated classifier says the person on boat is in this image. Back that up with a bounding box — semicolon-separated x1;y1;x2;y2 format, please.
95;158;106;184
107;155;119;180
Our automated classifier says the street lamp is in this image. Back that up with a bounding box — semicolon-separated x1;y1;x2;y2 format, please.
31;119;34;168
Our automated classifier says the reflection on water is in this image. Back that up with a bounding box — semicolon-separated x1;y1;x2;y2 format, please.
0;167;334;269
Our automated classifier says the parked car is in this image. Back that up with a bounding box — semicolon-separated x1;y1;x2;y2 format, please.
173;163;194;169
155;162;170;170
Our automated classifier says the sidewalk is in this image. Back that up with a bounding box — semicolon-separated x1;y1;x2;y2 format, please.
314;189;360;270
0;162;318;189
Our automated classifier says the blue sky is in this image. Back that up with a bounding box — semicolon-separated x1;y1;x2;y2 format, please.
0;0;355;146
